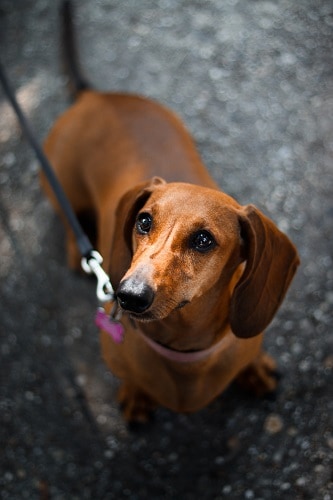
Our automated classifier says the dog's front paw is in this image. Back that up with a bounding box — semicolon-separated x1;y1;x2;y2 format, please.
118;382;156;424
236;352;279;397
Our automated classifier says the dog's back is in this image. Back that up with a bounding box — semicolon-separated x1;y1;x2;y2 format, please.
43;1;217;209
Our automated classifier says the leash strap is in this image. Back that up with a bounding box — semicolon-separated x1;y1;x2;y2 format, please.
0;62;114;303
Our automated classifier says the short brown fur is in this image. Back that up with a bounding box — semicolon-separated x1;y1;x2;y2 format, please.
42;90;299;422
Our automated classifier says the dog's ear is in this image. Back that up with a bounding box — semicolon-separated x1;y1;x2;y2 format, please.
109;177;165;287
230;205;299;338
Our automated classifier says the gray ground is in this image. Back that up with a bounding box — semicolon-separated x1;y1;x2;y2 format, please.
0;1;332;499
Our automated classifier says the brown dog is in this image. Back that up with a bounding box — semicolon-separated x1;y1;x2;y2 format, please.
41;1;299;422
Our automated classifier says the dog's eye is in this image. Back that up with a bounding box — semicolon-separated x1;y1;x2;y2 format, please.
136;212;153;235
190;230;216;253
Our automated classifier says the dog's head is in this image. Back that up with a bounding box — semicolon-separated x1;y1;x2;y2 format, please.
109;178;299;338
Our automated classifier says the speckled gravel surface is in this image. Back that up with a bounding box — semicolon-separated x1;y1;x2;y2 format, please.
0;1;332;499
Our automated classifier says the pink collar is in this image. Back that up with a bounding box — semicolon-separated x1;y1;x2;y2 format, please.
137;329;234;363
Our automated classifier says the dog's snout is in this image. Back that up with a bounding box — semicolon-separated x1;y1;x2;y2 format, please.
116;278;154;314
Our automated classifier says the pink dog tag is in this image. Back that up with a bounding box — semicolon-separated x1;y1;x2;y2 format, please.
95;308;125;344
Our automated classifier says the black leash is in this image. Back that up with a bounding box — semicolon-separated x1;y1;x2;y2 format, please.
0;62;115;304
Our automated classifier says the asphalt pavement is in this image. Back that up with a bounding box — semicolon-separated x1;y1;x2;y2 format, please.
0;1;332;499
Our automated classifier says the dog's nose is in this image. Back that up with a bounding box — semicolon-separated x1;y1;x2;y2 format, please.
116;279;154;314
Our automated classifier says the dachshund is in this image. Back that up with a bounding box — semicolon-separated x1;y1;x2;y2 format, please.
41;1;299;422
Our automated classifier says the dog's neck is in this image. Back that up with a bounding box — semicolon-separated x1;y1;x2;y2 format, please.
136;325;234;363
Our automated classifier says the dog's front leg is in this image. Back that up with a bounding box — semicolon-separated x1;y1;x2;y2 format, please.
235;351;279;397
117;381;157;423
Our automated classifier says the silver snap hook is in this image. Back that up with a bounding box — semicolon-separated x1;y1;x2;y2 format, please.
81;251;115;303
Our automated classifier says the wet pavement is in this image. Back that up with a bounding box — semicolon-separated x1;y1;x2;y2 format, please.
0;1;332;499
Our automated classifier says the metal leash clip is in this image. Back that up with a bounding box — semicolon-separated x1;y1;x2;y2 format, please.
81;251;125;344
81;250;114;303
